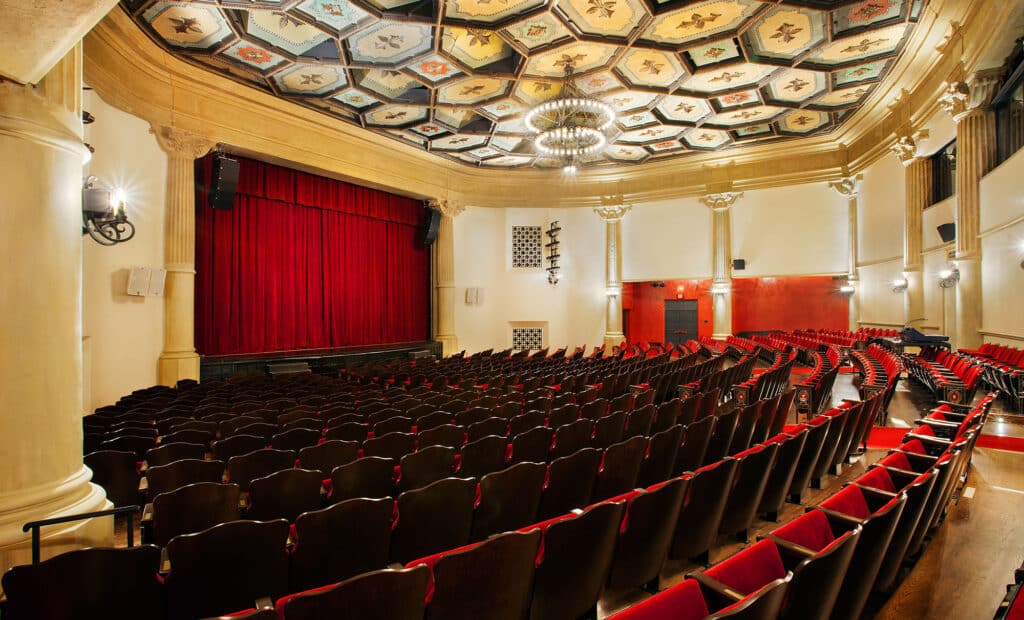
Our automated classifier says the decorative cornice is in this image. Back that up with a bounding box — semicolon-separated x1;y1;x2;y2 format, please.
594;205;631;221
150;125;215;160
940;70;1002;122
890;129;930;166
700;192;743;211
828;176;863;199
428;199;465;218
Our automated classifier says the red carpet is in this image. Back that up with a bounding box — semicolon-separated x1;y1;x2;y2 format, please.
865;427;1024;452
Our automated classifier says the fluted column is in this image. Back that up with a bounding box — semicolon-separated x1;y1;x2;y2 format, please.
829;178;862;331
430;199;463;357
894;129;932;325
701;192;742;338
595;205;631;349
152;126;215;386
940;73;999;349
0;44;110;574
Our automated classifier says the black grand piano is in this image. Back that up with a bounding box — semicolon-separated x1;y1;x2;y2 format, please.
872;327;952;354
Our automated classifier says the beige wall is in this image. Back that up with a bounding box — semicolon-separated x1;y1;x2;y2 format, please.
980;147;1024;345
82;90;167;411
858;154;905;265
622;198;711;281
858;260;905;327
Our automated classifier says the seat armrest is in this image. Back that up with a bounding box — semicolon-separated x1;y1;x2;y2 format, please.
904;432;952;446
689;571;744;606
935;400;972;412
758;534;816;568
917;418;960;429
871;464;923;479
848;482;899;499
141;502;154;523
254;596;274;610
888;449;938;470
816;506;866;530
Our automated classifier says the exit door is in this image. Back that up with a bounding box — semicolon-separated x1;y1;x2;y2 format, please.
665;299;698;346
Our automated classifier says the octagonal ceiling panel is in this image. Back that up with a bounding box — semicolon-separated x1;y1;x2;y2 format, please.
742;5;827;65
554;0;648;42
640;0;761;47
125;0;928;168
615;48;686;89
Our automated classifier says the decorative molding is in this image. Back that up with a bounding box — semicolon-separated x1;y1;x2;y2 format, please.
940;70;1002;122
700;192;743;211
828;176;862;199
891;129;930;166
979;329;1024;343
428;198;465;218
150;125;215;160
594;205;631;221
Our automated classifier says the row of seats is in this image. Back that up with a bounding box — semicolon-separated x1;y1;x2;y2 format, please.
957;342;1024;412
905;346;986;405
682;354;756;402
731;353;795;406
850;343;903;415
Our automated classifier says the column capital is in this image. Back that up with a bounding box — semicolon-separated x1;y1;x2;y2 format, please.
150;125;216;159
699;192;743;211
594;205;631;221
428;198;465;218
890;129;930;166
828;175;862;198
940;70;1001;122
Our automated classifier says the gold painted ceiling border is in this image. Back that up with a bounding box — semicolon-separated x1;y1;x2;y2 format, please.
84;0;1003;209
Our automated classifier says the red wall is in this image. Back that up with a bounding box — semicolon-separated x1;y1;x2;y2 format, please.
623;280;714;344
623;275;849;342
731;276;849;334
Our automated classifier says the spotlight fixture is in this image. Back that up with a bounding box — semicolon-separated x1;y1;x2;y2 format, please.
891;278;908;293
82;175;135;246
82;111;95;124
938;266;960;288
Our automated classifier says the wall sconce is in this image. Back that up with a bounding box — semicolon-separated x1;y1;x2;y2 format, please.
710;281;730;296
545;220;561;285
891;278;908;293
938;266;960;288
605;285;621;297
838;284;856;295
82;176;135;245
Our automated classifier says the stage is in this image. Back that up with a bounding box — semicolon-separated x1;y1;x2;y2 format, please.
199;341;442;380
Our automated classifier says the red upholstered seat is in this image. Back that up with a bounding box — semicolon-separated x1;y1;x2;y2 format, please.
879;451;913;471
900;439;928;455
819;485;872;520
705;539;787;597
608;578;709;620
771;509;836;552
856;467;899;493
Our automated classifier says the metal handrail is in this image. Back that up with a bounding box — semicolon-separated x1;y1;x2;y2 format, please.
23;505;140;564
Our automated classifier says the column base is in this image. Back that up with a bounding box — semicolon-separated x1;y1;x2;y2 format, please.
712;332;732;340
436;335;459;358
158;351;200;387
603;333;626;349
0;465;111;578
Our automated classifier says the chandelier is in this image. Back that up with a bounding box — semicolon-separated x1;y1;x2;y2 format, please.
524;65;615;175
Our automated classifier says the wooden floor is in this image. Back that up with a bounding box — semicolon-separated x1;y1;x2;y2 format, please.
599;375;1024;619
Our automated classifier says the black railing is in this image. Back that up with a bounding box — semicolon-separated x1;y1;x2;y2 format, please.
23;506;139;564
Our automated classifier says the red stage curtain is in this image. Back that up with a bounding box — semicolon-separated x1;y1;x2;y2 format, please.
195;156;429;355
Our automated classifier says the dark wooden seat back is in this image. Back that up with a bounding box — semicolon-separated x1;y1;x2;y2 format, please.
417;424;465;450
145;442;207;467
424;530;541;620
787;417;831;503
399;445;457;492
233;422;278;441
271;428;322;452
551;419;593;459
165;519;289;620
530;501;627;620
624;404;656;439
673;416;715;475
729;402;762;455
227;448;296;492
608;477;689;591
579;398;609;420
871;471;936;593
592;411;627;449
459;435;508;478
783;526;860;619
509;410;546;437
218;416;262;438
703;408;739;465
83;450;141;507
752;395;781;445
548;404;580;428
363;432;416;460
390;477;477;564
418;410;455;431
297;440;358;478
510;426;553;463
455;408;490;427
212;434;267;462
324;421;369;443
290;497;395;592
472;461;546;541
281;566;429;620
638;424;684;488
652;398;683;434
719;443;780;540
757;429;808;520
467;417;508;442
593;436;646;502
330;456;395;502
248;468;323;522
671;458;738;563
373;416;415;436
146;458;225;500
153;482;241;547
99;435;156;460
538;447;601;520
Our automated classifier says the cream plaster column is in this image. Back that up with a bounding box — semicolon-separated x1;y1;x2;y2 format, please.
0;44;110;575
152;126;215;386
595;205;631;349
893;129;931;325
829;178;862;331
940;74;999;349
701;192;742;339
430;199;463;357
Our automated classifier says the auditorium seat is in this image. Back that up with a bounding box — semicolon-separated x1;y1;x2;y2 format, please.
289;497;394;592
729;402;762;455
762;509;861;619
687;539;792;619
551;419;593;459
234;422;279;442
84;450;141;508
161;429;214;447
509;410;546;437
296;440;358;478
246;468;323;522
363;432;416;460
271;428;322;452
810;408;849;489
671;457;738;565
373;416;415;436
165;519;289;620
416;530;541;620
146;458;225;500
391;477;477;564
329;456;395;503
592;411;627;449
651;398;682;434
472;461;546;541
399;446;456;493
324;421;368;443
702;408;739;465
145;442;207;467
278;566;429;620
227;448;296;492
529;500;626;620
696;388;720;421
608;577;708;620
467;417;507;442
719;442;779;542
416;410;453;431
787;415;830;504
538;447;601;520
607;476;688;592
510;426;553;463
99;434;156;460
580;398;609;421
751;394;781;446
151;482;241;547
637;424;683;488
757;429;808;522
548;404;580;428
1;546;164;620
213;434;268;462
673;416;715;475
593;436;646;502
416;424;465;450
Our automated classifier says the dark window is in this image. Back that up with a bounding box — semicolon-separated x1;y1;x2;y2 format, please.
994;42;1024;166
930;140;956;205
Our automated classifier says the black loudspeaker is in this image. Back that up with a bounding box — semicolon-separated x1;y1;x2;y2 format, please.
937;222;956;243
209;155;240;211
732;259;746;270
422;207;441;245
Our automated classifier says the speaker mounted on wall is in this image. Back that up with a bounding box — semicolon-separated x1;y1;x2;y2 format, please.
209;154;240;211
421;203;441;245
937;222;956;243
732;259;746;270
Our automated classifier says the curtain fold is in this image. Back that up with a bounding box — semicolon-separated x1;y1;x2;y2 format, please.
195;155;429;356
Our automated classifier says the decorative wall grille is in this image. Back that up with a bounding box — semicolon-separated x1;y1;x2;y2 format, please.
512;327;544;351
512;226;543;268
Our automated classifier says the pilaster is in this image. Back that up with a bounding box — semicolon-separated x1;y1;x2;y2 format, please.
430;199;464;357
828;178;862;331
700;192;742;339
595;205;631;349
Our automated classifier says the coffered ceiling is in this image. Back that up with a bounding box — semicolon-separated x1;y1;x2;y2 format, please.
122;0;927;168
